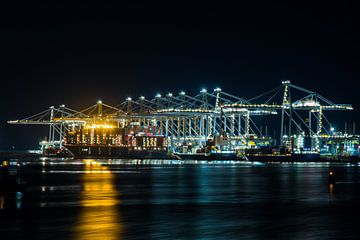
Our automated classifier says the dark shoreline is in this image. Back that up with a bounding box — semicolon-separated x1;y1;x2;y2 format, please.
1;151;359;164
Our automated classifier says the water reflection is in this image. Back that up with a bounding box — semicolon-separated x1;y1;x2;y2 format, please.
73;160;122;240
0;196;4;209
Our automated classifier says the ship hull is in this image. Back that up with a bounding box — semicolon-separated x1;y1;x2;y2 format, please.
65;145;169;159
246;153;321;162
175;152;248;161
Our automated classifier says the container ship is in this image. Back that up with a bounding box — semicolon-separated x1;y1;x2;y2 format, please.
62;121;168;159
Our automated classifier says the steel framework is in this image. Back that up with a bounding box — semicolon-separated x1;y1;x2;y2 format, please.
8;81;353;152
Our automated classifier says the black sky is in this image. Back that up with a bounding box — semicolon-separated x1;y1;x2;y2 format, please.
1;0;359;150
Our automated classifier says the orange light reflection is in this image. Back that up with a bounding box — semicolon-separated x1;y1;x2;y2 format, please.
73;160;122;240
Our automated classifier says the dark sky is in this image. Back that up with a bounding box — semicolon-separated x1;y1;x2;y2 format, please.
1;1;359;150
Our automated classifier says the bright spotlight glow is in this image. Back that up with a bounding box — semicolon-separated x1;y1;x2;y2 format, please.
179;91;185;95
282;80;291;84
97;100;103;104
330;127;335;132
84;124;115;129
139;96;145;100
126;97;132;101
167;93;173;97
214;87;222;92
156;93;162;98
200;88;207;93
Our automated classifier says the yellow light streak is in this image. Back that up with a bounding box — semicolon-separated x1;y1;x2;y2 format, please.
84;124;116;129
73;160;122;240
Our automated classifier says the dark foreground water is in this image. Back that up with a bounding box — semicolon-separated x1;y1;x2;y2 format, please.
1;158;360;240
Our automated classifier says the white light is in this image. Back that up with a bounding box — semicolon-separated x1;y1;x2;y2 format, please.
97;100;102;104
330;127;335;132
139;96;145;100
49;106;54;109
60;104;65;108
179;91;185;96
282;80;291;84
156;93;162;98
200;88;207;93
167;93;173;97
126;97;132;101
214;87;221;92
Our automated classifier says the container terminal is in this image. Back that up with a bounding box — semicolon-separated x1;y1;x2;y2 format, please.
7;81;359;161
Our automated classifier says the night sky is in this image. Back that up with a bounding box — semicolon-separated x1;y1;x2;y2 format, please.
1;1;359;150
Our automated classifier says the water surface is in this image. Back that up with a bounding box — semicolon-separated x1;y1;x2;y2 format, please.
1;158;359;239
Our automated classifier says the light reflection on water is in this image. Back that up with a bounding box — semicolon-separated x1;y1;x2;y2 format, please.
73;160;122;240
0;158;360;239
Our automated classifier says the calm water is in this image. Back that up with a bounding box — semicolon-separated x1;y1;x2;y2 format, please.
1;158;360;239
